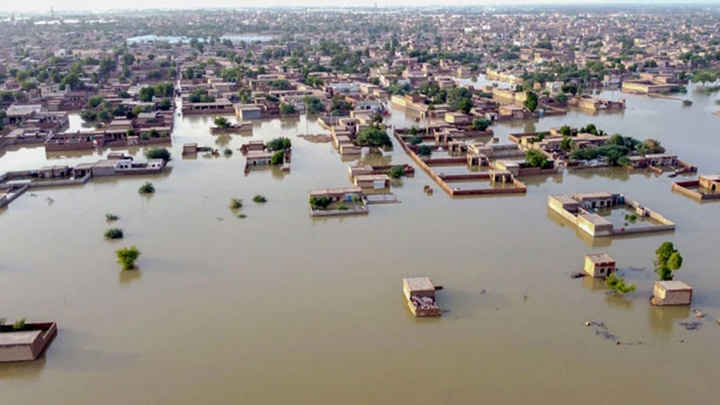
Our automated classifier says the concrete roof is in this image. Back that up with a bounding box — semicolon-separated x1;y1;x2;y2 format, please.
657;280;693;291
0;330;41;345
586;253;615;263
403;277;435;293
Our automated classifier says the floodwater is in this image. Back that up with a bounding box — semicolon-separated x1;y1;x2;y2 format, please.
1;81;720;404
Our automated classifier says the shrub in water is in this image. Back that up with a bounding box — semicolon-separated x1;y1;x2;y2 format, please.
139;182;155;194
116;246;141;271
104;228;124;239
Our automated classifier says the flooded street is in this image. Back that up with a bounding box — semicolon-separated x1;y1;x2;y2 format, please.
1;81;719;404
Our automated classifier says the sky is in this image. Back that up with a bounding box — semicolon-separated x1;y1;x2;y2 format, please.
1;0;719;13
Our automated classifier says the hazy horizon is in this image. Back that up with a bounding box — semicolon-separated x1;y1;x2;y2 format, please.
2;0;720;14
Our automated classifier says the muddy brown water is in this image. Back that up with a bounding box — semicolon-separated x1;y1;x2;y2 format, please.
1;81;719;404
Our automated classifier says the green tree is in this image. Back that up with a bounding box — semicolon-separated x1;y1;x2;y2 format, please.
560;136;573;151
525;149;552;169
470;118;490;131
238;88;253;104
279;103;297;114
691;70;718;86
271;150;285;165
417;145;432;156
448;87;473;113
87;96;104;109
229;198;243;210
303;96;325;113
138;182;155;194
388;165;406;179
309;196;331;209
267;137;292;151
12;318;27;331
606;273;636;294
654;242;683;281
139;87;155;102
116;246;141;271
145;148;171;161
558;125;573;136
524;91;539;112
104;228;124;239
214;116;231;128
354;126;392;148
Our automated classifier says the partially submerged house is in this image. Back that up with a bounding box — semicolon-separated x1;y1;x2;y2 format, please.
672;174;720;201
584;253;616;278
548;192;675;238
0;322;57;363
403;277;442;317
651;281;693;306
353;174;391;189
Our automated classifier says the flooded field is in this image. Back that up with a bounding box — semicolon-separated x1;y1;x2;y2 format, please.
1;81;720;404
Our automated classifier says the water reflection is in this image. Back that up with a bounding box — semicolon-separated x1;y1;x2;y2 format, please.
214;135;232;147
581;276;606;292
0;353;47;380
119;269;142;285
545;207;612;248
520;173;564;187
604;292;634;310
647;305;691;335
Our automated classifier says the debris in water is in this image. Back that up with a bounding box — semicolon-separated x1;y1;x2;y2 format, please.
571;272;585;279
678;321;702;331
586;321;618;343
691;308;705;318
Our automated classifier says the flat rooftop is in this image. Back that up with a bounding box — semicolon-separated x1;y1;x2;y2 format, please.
0;330;41;345
403;277;435;293
657;280;692;291
573;192;613;200
551;194;579;205
586;253;615;263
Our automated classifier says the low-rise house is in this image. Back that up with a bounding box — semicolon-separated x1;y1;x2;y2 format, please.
651;281;693;306
699;174;720;192
182;98;234;115
353;174;391;189
182;143;198;155
584;253;616;278
309;187;363;204
240;140;266;154
548;193;675;238
445;112;471;124
235;104;263;120
0;322;57;363
402;277;442;317
627;153;678;169
570;95;626;111
246;151;274;166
